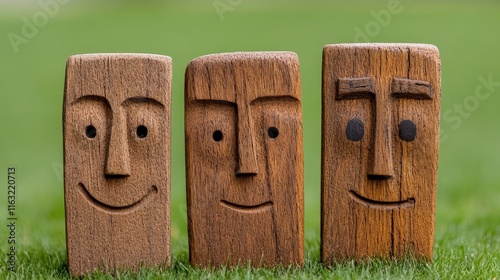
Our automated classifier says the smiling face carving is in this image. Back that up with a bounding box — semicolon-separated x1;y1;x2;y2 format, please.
185;52;304;267
321;44;440;262
67;96;164;211
63;54;171;276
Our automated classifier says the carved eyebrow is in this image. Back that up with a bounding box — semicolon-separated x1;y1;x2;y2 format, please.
191;96;299;106
190;98;236;107
336;77;375;99
121;97;165;108
250;95;300;105
391;78;432;99
70;95;110;107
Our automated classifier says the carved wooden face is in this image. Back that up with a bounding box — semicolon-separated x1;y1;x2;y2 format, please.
185;52;304;267
321;44;440;262
63;54;171;276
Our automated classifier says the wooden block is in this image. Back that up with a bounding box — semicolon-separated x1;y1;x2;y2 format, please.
185;52;304;267
63;54;171;276
321;44;441;263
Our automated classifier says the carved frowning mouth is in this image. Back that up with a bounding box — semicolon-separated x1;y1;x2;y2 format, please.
349;190;415;210
220;200;273;213
77;183;158;213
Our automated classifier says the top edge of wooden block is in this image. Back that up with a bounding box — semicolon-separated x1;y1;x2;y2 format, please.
324;43;439;53
187;51;299;66
67;53;172;63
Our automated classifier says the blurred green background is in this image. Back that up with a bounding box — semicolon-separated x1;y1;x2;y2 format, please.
0;0;499;275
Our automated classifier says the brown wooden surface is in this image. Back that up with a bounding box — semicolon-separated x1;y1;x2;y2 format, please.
63;54;171;276
185;52;304;267
321;44;441;263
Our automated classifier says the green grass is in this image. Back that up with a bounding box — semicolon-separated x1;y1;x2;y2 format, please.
3;224;500;279
1;0;500;278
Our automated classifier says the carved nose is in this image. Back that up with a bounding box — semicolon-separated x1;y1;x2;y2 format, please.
236;134;258;176
236;109;258;176
236;157;258;176
367;108;394;180
105;116;131;177
368;141;393;179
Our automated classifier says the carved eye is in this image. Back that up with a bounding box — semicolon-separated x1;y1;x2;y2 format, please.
399;120;416;142
213;130;223;142
268;127;279;139
136;125;148;138
85;125;96;139
346;118;364;141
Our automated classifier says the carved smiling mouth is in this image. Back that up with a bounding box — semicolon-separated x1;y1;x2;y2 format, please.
77;183;158;213
349;190;415;210
220;200;273;213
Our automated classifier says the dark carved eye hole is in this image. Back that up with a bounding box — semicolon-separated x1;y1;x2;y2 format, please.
136;125;148;138
399;120;416;142
268;127;279;139
85;125;96;139
346;118;364;141
213;130;223;142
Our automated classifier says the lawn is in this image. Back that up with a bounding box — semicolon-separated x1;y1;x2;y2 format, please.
0;0;499;278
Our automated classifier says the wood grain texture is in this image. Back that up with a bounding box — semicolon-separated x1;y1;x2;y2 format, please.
321;44;441;263
63;54;171;276
185;52;304;268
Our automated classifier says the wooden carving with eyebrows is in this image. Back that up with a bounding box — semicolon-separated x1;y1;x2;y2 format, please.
185;52;304;267
321;44;441;263
64;54;171;276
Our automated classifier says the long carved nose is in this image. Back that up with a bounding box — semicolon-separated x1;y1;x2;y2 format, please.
367;102;394;179
236;103;258;176
105;111;131;177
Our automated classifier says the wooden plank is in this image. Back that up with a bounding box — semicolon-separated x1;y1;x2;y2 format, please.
321;44;440;263
185;52;304;267
63;53;171;276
